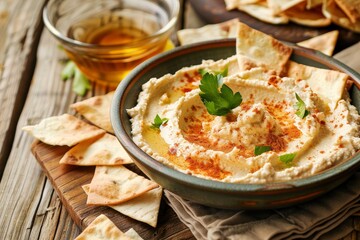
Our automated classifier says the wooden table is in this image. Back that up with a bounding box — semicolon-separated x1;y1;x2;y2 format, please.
0;0;360;239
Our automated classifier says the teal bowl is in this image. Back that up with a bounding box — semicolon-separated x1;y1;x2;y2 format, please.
111;39;360;209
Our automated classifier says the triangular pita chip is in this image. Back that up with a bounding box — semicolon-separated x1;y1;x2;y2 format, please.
87;165;158;205
267;0;305;14
307;0;323;9
60;133;133;166
22;114;105;147
74;214;131;240
236;22;292;75
334;0;360;23
237;2;289;24
224;0;263;10
125;228;144;240
323;0;360;33
297;30;339;56
286;61;349;110
284;4;331;27
71;91;114;133
177;19;239;46
83;184;162;227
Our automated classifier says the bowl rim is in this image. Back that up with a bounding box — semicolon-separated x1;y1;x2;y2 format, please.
43;0;180;49
111;38;360;194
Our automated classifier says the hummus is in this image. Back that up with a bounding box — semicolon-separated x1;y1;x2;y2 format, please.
127;56;360;183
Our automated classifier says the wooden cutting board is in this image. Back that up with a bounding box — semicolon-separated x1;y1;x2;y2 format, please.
189;0;360;53
31;140;195;239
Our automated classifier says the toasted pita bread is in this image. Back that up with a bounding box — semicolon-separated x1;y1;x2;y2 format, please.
177;19;239;46
323;0;360;33
284;4;331;27
297;30;339;56
224;0;262;10
60;133;133;166
71;91;114;133
237;2;289;24
125;229;144;240
87;165;158;206
286;61;348;110
236;22;292;75
22;114;105;147
334;0;360;23
83;184;162;227
74;214;131;240
267;0;305;14
307;0;323;9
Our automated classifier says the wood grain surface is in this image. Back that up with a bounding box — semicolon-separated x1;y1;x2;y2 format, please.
31;140;195;239
189;0;360;53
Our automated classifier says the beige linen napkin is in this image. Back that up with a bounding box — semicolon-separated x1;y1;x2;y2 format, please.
164;41;360;240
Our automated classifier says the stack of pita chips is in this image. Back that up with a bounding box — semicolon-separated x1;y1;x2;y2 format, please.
23;92;163;231
223;0;360;32
178;19;339;56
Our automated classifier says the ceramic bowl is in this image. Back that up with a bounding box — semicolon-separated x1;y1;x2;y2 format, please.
111;39;360;209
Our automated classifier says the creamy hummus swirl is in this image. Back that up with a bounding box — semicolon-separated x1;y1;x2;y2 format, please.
128;56;360;183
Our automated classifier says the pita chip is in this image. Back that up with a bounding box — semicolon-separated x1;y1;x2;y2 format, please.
267;0;305;14
297;30;339;56
284;4;332;27
60;133;133;166
87;165;158;205
22;114;105;147
286;61;348;110
307;0;323;9
334;0;360;23
74;214;131;240
71;91;114;133
237;2;289;24
224;0;262;10
125;229;144;240
177;19;239;46
83;184;162;227
236;22;292;75
323;0;360;33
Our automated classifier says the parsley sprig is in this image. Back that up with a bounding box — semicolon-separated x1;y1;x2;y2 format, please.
199;72;242;116
61;60;91;96
295;93;309;119
151;114;168;129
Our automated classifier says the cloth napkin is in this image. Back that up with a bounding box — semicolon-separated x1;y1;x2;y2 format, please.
164;41;360;240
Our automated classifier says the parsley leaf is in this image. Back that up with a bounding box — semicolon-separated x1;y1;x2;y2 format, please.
254;146;271;156
61;60;91;96
151;114;168;129
199;72;242;116
295;93;309;119
61;61;76;80
73;67;91;96
279;153;296;165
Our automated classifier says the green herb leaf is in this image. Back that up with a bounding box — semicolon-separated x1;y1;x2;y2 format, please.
151;114;168;129
279;153;296;165
254;146;271;156
199;72;242;116
61;60;91;96
73;67;91;96
61;61;76;81
295;93;309;119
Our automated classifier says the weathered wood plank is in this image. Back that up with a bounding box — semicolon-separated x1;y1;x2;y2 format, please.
0;27;81;239
0;0;47;179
